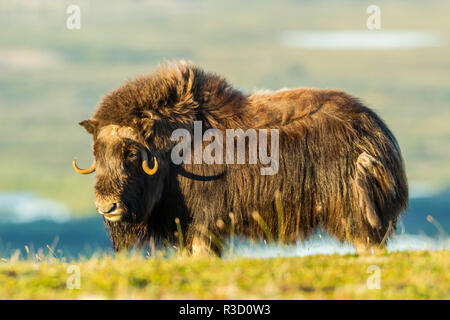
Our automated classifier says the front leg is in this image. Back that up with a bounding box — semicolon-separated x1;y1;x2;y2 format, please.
190;235;216;256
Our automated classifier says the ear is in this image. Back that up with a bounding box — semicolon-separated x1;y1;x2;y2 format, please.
143;110;161;121
133;110;161;135
79;120;98;135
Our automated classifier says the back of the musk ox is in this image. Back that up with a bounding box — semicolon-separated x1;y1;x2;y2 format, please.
73;62;408;255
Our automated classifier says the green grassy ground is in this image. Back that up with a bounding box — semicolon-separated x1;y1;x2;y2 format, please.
1;0;450;214
1;250;448;299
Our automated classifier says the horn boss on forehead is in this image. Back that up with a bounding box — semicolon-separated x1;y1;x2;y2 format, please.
73;124;158;175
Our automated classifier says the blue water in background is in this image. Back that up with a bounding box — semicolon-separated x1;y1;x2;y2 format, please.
0;189;448;259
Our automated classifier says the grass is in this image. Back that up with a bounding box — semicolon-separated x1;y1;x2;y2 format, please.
0;250;448;299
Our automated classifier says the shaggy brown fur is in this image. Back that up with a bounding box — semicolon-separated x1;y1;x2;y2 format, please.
77;61;408;254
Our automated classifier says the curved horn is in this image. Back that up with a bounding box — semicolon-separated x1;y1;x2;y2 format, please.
73;158;96;174
141;149;158;175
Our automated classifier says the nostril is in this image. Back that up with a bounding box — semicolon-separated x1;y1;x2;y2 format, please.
97;203;117;214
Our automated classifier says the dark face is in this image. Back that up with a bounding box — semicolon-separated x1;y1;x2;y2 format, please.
75;122;164;223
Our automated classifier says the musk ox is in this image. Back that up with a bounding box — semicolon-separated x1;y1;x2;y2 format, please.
73;61;408;254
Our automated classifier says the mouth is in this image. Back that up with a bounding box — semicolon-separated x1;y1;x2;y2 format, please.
98;209;123;222
102;213;122;222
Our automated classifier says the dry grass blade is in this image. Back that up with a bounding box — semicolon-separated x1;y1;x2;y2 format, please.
174;217;185;254
251;211;274;243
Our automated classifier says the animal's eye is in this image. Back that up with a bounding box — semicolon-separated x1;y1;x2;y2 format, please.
125;149;138;160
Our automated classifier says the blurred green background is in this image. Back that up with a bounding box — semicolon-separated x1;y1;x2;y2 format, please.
0;0;449;215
